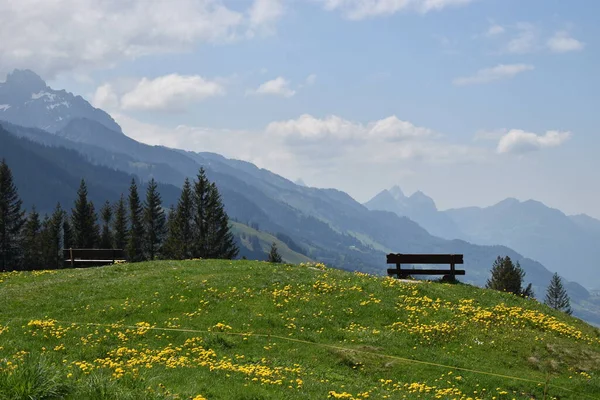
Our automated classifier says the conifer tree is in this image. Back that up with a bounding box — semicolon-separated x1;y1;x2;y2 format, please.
22;207;43;269
42;203;64;269
545;273;572;315
99;200;114;248
268;242;282;263
39;214;52;268
143;178;166;260
172;178;194;259
71;179;99;248
162;205;179;259
486;256;533;297
126;179;145;262
193;168;210;258
63;213;73;251
0;160;25;271
89;202;100;247
113;195;128;250
204;182;238;259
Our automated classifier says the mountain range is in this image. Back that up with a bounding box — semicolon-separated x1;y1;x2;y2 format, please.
366;186;600;291
1;69;599;324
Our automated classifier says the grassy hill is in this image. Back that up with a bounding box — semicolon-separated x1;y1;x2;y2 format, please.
232;222;313;264
1;261;599;399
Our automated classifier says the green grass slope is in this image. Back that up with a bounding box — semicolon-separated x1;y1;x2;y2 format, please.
232;222;314;264
1;261;599;399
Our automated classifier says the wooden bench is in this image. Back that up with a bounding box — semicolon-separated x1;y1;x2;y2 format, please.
63;248;126;267
387;253;465;280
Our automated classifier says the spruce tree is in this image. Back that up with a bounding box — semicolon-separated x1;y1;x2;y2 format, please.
22;207;43;269
42;204;64;269
126;179;145;262
162;205;179;259
143;178;166;260
0;160;25;271
268;242;282;263
39;214;53;268
99;200;114;248
63;214;73;251
486;256;533;297
113;195;128;250
545;273;572;315
173;178;194;259
204;182;238;259
193;168;210;258
71;179;99;248
89;202;100;248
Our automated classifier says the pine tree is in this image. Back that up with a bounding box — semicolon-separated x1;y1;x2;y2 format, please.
545;273;572;315
143;178;166;260
204;182;238;259
22;207;43;269
113;195;128;250
486;256;533;297
268;242;282;263
173;178;194;259
162;205;179;259
41;203;64;269
99;200;114;248
88;202;100;248
126;179;145;262
71;179;99;248
193;168;210;258
63;214;73;251
0;159;25;271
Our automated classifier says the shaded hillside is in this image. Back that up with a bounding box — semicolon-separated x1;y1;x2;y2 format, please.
0;125;180;213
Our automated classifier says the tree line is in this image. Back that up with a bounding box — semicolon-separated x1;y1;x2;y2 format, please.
0;160;238;271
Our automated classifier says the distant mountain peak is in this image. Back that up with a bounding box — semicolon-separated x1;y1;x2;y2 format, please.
0;69;122;134
388;185;406;200
4;69;47;93
408;190;437;210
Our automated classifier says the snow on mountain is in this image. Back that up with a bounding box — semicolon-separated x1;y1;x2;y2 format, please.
0;69;121;133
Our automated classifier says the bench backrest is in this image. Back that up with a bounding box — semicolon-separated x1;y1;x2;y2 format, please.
387;253;463;265
63;249;126;260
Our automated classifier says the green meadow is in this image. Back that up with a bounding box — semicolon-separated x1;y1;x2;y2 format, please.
1;260;599;399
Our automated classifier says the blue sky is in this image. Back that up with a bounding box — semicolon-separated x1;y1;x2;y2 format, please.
2;0;598;217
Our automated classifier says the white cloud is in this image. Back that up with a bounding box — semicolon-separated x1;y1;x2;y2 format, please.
317;0;475;20
249;77;296;97
0;0;281;77
113;112;486;181
497;129;572;154
119;74;224;112
505;23;538;54
305;74;317;86
485;24;505;37
92;84;120;110
266;114;435;142
453;64;534;86
248;0;284;36
547;31;585;53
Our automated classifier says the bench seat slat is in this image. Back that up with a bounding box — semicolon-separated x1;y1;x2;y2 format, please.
387;268;465;275
387;253;463;264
